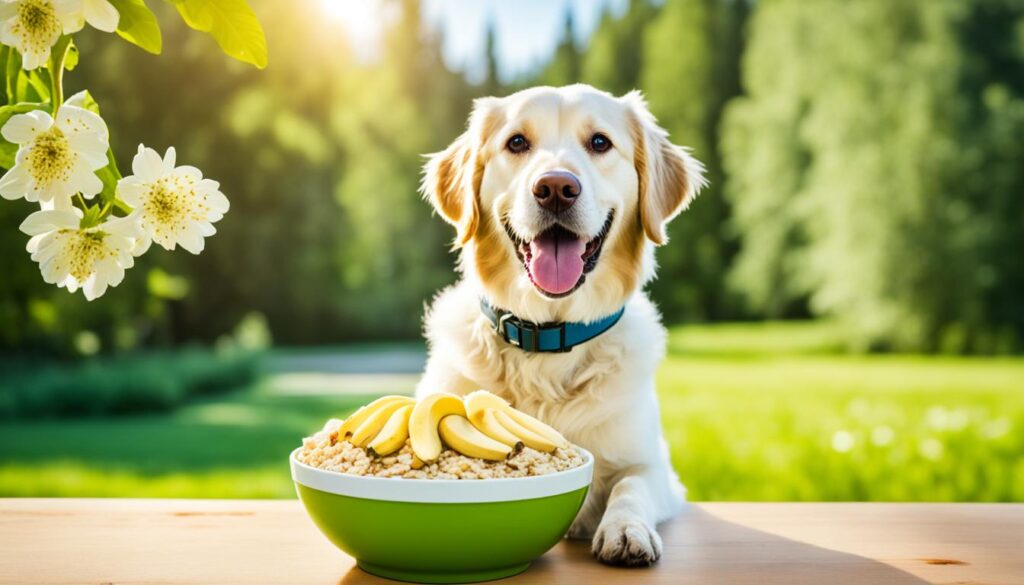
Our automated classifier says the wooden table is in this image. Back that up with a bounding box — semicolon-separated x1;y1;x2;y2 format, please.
1;499;1020;584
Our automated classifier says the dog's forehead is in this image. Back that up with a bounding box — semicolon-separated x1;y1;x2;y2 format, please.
497;86;628;132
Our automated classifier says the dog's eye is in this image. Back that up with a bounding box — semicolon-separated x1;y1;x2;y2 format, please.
506;134;530;154
588;133;612;154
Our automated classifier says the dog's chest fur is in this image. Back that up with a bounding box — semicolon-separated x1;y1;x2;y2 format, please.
423;281;666;444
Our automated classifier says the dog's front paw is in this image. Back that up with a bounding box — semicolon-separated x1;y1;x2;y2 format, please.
591;515;662;566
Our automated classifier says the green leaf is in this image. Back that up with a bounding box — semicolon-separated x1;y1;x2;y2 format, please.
0;101;46;126
64;40;79;71
97;146;123;205
110;0;162;55
165;0;267;69
15;69;50;103
70;88;101;115
80;204;105;228
0;141;17;169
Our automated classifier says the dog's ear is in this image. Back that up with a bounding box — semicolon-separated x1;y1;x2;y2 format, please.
421;99;498;247
624;91;707;245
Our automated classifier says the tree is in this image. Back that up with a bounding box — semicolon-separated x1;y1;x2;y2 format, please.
482;22;502;96
581;0;659;94
723;0;1024;352
641;0;749;321
537;10;581;87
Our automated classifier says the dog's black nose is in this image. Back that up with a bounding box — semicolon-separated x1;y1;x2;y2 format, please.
532;170;581;213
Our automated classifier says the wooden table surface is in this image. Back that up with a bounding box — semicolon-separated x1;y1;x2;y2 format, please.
1;499;1020;585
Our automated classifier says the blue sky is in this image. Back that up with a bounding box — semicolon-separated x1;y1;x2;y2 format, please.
422;0;626;82
317;0;626;83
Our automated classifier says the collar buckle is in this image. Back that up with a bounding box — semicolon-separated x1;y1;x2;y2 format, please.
496;311;544;351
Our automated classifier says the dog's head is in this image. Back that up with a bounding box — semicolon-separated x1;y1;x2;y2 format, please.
422;84;706;322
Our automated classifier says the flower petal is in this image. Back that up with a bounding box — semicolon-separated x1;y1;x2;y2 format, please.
177;224;206;255
19;208;82;235
101;214;143;239
115;177;144;206
0;164;31;200
131;233;152;256
82;273;107;301
63;90;89;109
2;110;53;143
163;146;177;171
70;163;103;197
131;145;164;183
55;0;86;33
42;194;76;211
83;0;118;32
20;46;52;71
65;132;109;167
55;104;108;139
204;188;230;215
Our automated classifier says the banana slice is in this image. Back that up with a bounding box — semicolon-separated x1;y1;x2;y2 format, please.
367;404;413;457
409;393;466;462
438;415;513;461
502;408;570;449
474;408;524;448
465;390;569;450
351;400;414;447
464;390;510;419
493;409;560;452
338;395;415;438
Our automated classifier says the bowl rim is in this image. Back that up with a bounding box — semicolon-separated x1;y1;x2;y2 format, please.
290;446;594;503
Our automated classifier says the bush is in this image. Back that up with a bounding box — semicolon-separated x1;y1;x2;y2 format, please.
0;348;262;419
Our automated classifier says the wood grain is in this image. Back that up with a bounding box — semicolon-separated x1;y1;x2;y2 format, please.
0;499;1020;585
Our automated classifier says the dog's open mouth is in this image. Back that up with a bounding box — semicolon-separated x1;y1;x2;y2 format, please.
506;212;614;298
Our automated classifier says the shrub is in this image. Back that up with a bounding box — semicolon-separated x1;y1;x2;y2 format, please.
0;348;261;419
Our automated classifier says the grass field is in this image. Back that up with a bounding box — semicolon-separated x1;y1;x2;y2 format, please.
1;321;1021;500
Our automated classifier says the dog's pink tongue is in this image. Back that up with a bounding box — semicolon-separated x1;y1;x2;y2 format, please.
529;230;585;295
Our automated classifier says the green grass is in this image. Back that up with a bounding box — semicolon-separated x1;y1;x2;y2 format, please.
1;321;1022;500
0;389;372;498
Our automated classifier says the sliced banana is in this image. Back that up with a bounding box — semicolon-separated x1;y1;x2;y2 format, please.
493;409;560;452
438;415;512;461
338;395;414;438
367;404;414;457
474;408;525;448
409;393;466;462
465;389;569;450
351;399;415;447
502;407;570;449
334;390;571;462
464;389;510;419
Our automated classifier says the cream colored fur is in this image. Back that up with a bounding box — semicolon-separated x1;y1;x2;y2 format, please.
417;84;705;566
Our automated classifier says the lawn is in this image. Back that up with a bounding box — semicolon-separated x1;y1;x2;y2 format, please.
1;321;1021;500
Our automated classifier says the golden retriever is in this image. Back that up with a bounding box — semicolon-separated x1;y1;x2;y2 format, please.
416;84;706;566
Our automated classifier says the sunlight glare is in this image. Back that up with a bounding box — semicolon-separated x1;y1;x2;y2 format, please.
316;0;392;60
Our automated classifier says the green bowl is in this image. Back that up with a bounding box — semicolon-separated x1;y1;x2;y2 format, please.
290;447;593;583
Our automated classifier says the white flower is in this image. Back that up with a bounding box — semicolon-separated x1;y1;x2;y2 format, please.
19;207;141;301
0;93;109;209
61;0;118;34
117;145;229;255
0;0;81;70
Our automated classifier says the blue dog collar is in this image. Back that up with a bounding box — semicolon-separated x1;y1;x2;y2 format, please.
480;299;625;353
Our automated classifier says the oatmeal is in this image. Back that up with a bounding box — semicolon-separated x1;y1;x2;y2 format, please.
297;390;585;479
298;435;585;479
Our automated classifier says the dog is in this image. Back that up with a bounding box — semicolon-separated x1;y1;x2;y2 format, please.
415;84;706;566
